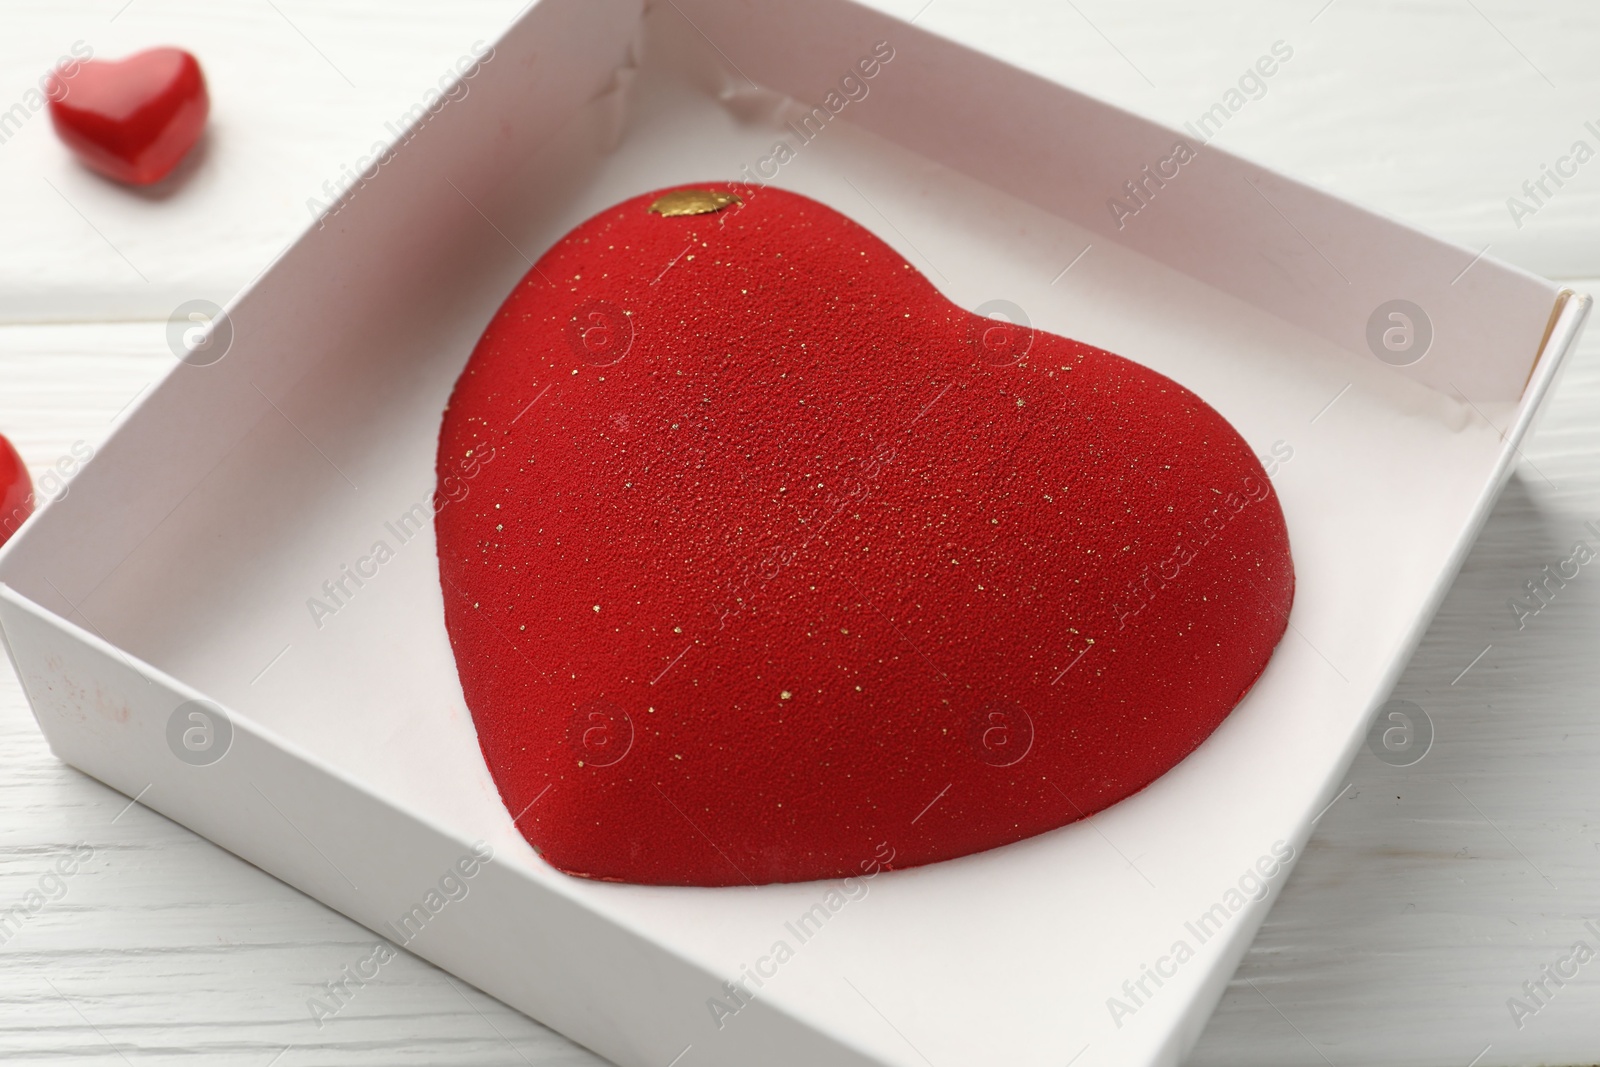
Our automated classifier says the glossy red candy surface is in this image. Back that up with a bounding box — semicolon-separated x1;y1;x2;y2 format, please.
48;47;208;186
0;434;33;549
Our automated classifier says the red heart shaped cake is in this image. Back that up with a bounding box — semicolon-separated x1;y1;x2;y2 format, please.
435;184;1293;886
47;47;208;186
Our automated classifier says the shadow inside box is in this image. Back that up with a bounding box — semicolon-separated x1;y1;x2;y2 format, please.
1188;470;1600;1067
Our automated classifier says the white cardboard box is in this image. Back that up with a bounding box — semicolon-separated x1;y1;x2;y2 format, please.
0;1;1587;1064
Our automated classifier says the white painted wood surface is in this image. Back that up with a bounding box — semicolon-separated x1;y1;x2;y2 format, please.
3;1;1600;1064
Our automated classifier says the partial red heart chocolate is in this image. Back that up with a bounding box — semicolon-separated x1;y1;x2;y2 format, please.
435;184;1293;886
0;432;34;549
47;48;208;186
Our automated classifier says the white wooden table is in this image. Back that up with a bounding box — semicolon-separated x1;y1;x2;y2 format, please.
4;2;1600;1064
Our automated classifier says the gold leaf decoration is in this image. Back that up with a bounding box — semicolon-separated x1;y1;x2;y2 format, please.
648;189;743;217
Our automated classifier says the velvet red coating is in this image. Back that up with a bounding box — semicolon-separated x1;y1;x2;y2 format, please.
0;433;32;549
47;48;208;187
435;183;1294;887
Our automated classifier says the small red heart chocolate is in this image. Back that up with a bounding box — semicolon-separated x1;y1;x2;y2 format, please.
0;432;34;549
435;184;1293;886
47;48;208;186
